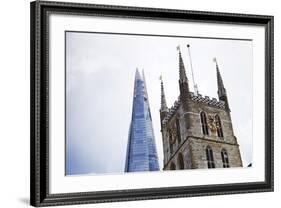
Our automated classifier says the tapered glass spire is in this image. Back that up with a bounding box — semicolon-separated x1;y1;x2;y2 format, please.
125;69;159;172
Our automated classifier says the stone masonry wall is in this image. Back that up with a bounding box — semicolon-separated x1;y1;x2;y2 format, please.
162;96;243;170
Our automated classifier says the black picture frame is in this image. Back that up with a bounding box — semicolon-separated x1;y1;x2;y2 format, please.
30;0;274;207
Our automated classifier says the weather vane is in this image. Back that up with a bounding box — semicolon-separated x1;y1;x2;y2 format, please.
213;57;217;64
213;57;220;69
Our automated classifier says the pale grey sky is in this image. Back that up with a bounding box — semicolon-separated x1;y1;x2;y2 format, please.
65;31;253;175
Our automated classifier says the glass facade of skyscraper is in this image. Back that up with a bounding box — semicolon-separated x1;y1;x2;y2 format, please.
125;69;159;172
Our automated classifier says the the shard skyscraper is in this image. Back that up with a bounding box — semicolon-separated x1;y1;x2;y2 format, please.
125;69;159;172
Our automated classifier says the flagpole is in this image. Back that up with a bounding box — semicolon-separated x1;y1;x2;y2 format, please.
187;44;199;95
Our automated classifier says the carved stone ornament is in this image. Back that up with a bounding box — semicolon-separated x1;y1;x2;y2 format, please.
168;128;177;144
208;114;217;132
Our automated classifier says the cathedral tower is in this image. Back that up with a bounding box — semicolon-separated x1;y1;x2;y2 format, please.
160;48;242;170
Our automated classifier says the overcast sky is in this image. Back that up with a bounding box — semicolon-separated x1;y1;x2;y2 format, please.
65;31;253;175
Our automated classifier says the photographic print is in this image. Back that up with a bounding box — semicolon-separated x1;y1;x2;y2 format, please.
30;1;273;206
65;31;253;175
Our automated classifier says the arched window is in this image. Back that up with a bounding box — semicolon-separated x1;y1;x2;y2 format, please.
200;111;209;135
170;162;176;170
169;130;173;154
176;118;181;143
221;149;230;168
206;146;215;168
215;115;223;138
177;153;184;169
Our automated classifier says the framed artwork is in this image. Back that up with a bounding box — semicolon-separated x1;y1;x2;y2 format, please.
30;0;274;207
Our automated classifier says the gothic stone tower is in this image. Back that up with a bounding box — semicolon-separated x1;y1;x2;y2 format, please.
160;50;243;170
